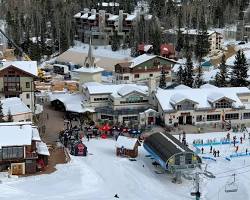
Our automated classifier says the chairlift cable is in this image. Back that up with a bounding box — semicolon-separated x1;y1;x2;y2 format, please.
214;164;250;175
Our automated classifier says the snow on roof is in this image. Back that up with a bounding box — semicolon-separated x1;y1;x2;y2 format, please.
36;141;50;156
156;87;250;111
174;84;191;89
126;14;136;21
117;85;147;96
88;15;96;20
200;83;218;89
74;12;81;18
207;92;235;103
1;61;38;76
86;83;148;97
0;123;33;148
32;127;41;141
130;54;156;68
116;136;138;150
144;45;153;52
160;132;185;152
73;66;104;73
80;13;89;19
82;82;102;89
1;97;31;116
108;15;119;21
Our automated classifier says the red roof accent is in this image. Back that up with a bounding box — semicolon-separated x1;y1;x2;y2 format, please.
160;44;175;56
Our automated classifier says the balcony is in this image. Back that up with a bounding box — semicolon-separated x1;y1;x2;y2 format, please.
3;86;22;93
25;151;38;159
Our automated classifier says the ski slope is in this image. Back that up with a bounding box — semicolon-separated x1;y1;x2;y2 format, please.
0;131;250;200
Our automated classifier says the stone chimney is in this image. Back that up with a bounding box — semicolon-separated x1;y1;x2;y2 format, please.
99;10;106;32
148;77;156;94
118;10;124;33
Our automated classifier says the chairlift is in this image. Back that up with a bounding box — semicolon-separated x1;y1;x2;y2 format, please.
225;174;238;193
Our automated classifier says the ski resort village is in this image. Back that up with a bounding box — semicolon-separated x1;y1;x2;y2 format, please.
2;1;250;200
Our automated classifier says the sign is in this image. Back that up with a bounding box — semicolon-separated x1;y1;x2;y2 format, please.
127;95;141;102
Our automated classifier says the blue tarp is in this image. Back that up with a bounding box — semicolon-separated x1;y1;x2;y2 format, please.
194;141;239;147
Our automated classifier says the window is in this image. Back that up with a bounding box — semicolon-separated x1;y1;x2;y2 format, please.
93;35;98;39
101;115;113;120
134;74;140;78
2;147;23;160
149;74;153;77
196;115;202;122
215;100;232;108
94;98;109;102
123;116;138;122
26;82;30;88
207;114;220;121
27;105;30;108
244;113;250;119
124;76;129;80
225;113;239;120
26;93;30;99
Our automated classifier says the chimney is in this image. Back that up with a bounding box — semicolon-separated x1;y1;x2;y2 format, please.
148;77;156;94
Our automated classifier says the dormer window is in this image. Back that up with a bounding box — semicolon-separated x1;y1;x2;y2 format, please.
215;99;232;108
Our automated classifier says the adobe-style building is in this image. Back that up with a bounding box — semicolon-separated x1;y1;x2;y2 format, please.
114;54;177;84
0;61;37;112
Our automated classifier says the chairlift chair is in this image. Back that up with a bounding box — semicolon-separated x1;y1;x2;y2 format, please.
225;174;238;193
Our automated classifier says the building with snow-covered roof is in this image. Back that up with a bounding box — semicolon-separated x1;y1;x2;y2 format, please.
82;82;150;125
114;54;178;84
71;37;104;84
154;86;250;126
1;97;32;122
116;136;140;158
0;61;37;112
74;8;152;45
0;122;49;175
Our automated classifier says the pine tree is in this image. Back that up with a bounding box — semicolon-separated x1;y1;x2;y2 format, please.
111;30;120;51
216;54;228;87
0;101;4;122
149;17;162;55
7;109;13;122
230;50;249;87
194;65;204;88
176;10;184;54
183;53;194;87
159;66;166;89
176;65;184;84
195;8;210;61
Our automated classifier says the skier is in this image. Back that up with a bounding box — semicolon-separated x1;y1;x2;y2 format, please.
236;146;239;153
246;148;248;155
87;133;90;141
210;146;212;153
217;150;220;157
240;137;243;144
201;147;204;154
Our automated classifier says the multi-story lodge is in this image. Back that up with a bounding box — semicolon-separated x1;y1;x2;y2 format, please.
154;84;250;127
82;82;153;125
0;122;49;175
114;54;177;84
74;8;152;45
0;61;37;112
164;29;223;52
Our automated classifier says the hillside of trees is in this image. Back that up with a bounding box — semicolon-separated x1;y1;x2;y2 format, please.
0;0;249;61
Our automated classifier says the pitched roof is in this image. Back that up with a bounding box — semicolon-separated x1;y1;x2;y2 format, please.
0;122;34;148
116;136;138;150
1;61;38;76
156;87;250;111
1;97;32;116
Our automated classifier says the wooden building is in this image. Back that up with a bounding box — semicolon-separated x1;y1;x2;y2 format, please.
0;122;49;175
116;136;140;158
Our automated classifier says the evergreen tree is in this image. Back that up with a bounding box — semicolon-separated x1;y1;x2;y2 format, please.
0;101;4;122
176;65;184;84
215;54;228;87
194;65;204;88
183;53;194;87
111;30;120;51
7;109;13;122
149;17;162;55
230;50;249;87
195;8;210;61
176;10;184;54
159;66;166;89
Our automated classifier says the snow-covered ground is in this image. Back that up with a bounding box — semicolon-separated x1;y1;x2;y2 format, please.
1;131;250;200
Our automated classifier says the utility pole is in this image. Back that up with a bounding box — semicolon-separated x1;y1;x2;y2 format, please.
191;172;201;200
